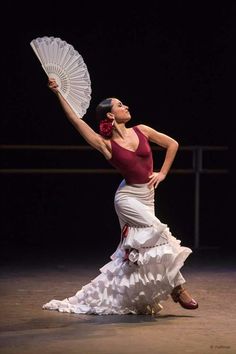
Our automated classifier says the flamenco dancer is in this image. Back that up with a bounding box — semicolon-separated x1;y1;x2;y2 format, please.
43;78;198;315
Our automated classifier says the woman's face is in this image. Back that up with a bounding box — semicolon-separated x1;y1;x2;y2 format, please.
110;98;131;123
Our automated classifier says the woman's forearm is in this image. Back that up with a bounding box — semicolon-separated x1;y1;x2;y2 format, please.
160;141;179;175
56;92;103;150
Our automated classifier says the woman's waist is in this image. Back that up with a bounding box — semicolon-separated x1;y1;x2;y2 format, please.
122;168;152;185
115;179;154;199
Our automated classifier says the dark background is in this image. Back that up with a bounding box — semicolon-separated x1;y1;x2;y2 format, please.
1;1;232;264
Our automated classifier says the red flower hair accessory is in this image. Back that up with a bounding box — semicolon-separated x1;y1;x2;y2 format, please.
99;118;114;138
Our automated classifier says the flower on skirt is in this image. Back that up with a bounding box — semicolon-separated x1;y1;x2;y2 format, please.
128;249;139;263
124;248;139;265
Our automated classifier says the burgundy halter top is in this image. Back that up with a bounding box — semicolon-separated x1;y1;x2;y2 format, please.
108;125;153;184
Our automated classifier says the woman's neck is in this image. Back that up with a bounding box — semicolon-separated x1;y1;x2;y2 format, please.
112;123;128;140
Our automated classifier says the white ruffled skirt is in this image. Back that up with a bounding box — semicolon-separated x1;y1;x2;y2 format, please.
43;180;192;315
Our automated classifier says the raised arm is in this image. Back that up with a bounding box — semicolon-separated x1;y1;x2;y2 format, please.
48;79;111;159
138;124;179;188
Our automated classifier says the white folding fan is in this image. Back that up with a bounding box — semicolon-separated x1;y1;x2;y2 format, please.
30;36;92;118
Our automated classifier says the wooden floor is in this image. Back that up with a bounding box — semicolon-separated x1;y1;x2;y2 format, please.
0;249;235;354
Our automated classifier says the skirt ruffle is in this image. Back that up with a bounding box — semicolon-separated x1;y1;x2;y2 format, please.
42;181;192;315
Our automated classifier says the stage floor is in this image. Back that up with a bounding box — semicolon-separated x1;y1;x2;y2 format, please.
0;250;235;354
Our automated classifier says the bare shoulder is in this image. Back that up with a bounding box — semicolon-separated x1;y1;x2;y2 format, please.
136;124;178;148
136;124;159;138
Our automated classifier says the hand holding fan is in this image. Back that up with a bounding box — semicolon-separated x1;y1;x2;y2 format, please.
30;36;92;118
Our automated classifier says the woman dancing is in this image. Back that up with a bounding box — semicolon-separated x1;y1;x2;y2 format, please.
43;78;198;315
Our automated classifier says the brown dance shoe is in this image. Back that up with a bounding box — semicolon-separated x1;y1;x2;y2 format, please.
171;285;198;310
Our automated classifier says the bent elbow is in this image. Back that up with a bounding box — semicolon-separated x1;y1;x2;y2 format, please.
172;139;179;150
